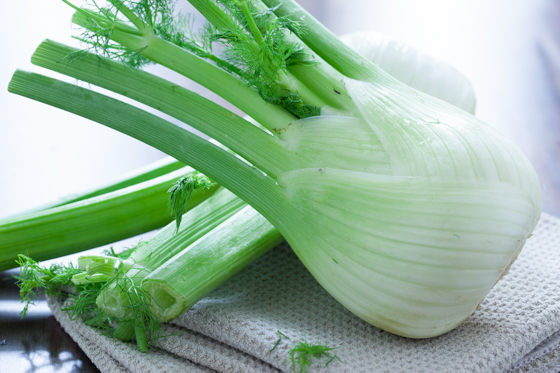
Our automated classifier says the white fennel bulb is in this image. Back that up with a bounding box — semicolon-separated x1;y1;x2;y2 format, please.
340;31;477;114
8;0;542;340
273;72;541;337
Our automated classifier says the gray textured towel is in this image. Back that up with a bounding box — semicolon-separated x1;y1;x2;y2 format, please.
48;212;560;373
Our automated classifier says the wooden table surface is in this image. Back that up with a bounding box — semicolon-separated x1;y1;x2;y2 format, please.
1;0;559;372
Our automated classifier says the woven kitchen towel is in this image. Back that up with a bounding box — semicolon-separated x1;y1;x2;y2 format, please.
48;212;560;373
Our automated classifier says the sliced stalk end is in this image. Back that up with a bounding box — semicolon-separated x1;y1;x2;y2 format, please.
140;206;284;321
142;281;187;322
78;255;119;272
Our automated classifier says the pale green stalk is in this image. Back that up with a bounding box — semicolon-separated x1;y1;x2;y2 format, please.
93;187;262;342
126;188;247;273
96;187;266;321
142;205;282;321
189;0;352;110
250;0;351;109
246;0;353;108
187;0;327;109
30;40;294;179
97;187;247;310
66;3;295;130
8;70;287;223
0;166;216;272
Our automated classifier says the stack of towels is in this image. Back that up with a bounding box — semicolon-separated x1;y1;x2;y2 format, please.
48;212;560;373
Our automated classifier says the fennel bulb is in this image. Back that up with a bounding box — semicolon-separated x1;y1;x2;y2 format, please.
8;0;541;339
276;81;540;337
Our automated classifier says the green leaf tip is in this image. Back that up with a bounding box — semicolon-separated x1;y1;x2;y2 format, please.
168;173;215;233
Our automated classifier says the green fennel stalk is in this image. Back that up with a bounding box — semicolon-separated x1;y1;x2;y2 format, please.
16;186;282;351
0;166;216;272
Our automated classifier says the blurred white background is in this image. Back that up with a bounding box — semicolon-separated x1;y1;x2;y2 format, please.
0;2;165;219
0;1;215;220
1;0;559;218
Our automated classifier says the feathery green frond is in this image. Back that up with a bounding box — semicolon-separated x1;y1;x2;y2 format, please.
66;0;319;117
211;0;318;118
270;330;290;352
105;272;161;352
289;339;341;373
14;255;82;317
14;245;163;352
168;173;215;233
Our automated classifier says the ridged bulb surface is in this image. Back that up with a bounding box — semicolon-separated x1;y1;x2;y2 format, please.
274;74;540;338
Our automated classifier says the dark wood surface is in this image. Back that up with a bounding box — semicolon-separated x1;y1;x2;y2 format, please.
0;268;100;373
1;0;559;372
